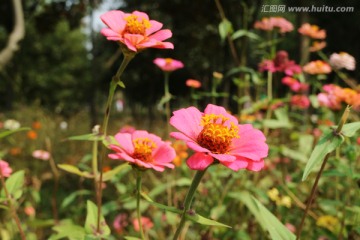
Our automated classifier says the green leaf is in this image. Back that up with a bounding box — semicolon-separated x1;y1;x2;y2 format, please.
102;163;131;182
232;29;260;40
302;130;344;181
49;220;85;240
218;18;233;41
84;200;110;237
1;170;25;200
341;122;360;137
229;191;296;240
141;193;230;228
117;80;126;88
299;134;314;156
280;146;308;163
0;127;31;139
102;135;117;148
60;190;92;209
68;133;103;141
58;164;93;178
124;237;142;240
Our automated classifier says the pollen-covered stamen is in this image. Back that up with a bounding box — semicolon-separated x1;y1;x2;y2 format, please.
124;15;151;35
132;138;157;163
197;114;239;154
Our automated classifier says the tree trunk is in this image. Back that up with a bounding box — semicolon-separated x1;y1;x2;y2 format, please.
0;0;25;71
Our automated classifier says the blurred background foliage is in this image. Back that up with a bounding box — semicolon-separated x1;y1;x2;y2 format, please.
0;0;359;125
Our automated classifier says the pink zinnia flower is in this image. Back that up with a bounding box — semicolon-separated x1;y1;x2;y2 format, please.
259;51;302;76
254;17;293;33
119;125;136;134
132;217;154;232
290;95;310;109
100;10;173;52
186;79;201;88
32;150;51;161
170;104;268;171
113;213;128;234
329;52;356;70
298;23;326;39
108;130;175;171
303;60;331;75
282;77;309;92
0;160;12;177
153;58;184;72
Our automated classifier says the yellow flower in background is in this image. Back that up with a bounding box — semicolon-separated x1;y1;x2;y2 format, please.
267;188;280;202
279;196;292;208
316;215;340;233
172;141;188;167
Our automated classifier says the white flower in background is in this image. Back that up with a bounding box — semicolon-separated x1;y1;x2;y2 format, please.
60;121;68;130
329;52;356;70
3;119;21;130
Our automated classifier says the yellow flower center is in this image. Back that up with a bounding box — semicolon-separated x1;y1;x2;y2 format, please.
124;15;151;35
165;58;173;64
197;114;239;154
132;138;157;163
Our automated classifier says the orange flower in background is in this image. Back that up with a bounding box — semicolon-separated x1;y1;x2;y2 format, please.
27;130;38;140
9;147;22;156
340;88;358;105
132;217;154;232
102;166;112;172
32;121;42;130
298;23;326;39
172;141;188;166
186;79;201;88
303;60;331;74
309;41;326;52
24;206;36;217
239;114;256;123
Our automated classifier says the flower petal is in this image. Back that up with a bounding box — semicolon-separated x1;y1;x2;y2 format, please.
186;141;210;153
146;20;163;35
149;29;172;41
229;124;268;160
221;158;248;171
246;160;264;171
204;104;238;126
114;133;134;154
170;107;203;140
100;28;121;39
170;132;194;142
186;153;214;170
209;153;236;162
100;10;126;33
132;11;149;20
152;143;176;163
108;152;135;163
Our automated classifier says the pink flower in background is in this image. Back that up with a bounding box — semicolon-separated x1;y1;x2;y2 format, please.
303;60;331;74
298;23;326;39
186;79;201;88
290;95;310;109
132;217;154;232
259;51;302;76
113;213;128;234
285;223;296;233
119;125;136;134
108;130;175;171
0;160;12;177
329;52;356;70
153;58;184;72
309;41;326;52
32;150;51;161
254;17;294;33
170;104;268;171
317;84;343;110
281;77;309;92
24;206;36;217
100;10;173;52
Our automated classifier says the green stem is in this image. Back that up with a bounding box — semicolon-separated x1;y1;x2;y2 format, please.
173;169;207;240
96;53;134;233
164;72;171;136
267;70;273;101
0;172;26;240
136;170;145;240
